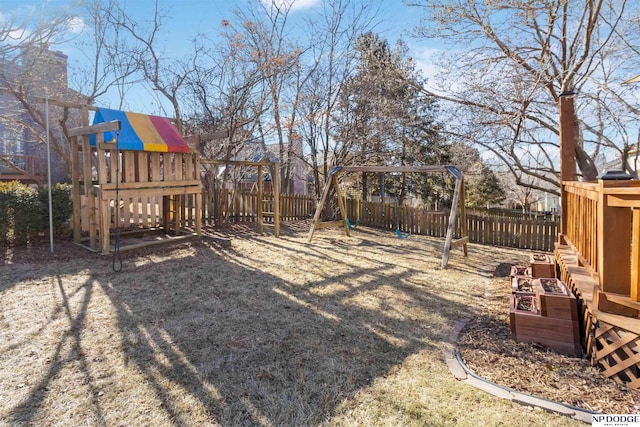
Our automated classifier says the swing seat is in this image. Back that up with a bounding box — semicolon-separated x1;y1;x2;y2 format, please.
345;217;360;230
395;228;411;239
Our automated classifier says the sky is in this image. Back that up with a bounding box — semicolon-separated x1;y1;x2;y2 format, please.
1;0;436;114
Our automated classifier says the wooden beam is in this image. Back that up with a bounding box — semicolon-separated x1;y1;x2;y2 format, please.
68;121;121;137
459;176;468;256
200;159;275;167
598;179;632;295
450;236;470;250
99;185;201;200
632;209;640;302
332;173;350;237
71;134;82;243
307;168;342;242
607;195;640;208
35;98;98;110
273;162;281;238
99;179;202;191
341;165;459;174
258;165;264;234
441;173;463;269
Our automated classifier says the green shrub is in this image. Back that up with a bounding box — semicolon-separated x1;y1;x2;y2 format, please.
0;181;72;244
38;183;72;236
0;181;42;244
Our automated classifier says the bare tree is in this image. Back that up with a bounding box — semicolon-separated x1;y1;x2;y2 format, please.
105;0;190;132
297;0;380;197
0;6;78;182
70;0;144;107
410;0;640;194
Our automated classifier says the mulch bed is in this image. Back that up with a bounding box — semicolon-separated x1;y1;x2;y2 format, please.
458;263;640;414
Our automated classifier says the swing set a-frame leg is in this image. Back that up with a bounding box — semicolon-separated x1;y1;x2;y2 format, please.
441;174;468;268
307;168;350;242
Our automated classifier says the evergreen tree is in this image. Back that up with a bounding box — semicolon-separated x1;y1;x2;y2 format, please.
334;32;447;202
465;162;505;209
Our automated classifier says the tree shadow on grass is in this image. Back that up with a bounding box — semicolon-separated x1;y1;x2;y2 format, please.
4;233;486;425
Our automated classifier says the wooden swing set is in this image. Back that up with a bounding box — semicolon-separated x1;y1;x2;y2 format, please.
307;165;468;268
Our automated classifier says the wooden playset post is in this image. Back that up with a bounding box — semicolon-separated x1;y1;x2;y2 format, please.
273;161;281;237
257;164;264;234
559;91;577;244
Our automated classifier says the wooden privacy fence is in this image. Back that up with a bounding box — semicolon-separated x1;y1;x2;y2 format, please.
201;189;316;223
346;198;558;252
199;191;557;251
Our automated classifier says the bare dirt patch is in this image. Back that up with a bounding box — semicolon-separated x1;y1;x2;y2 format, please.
0;222;628;426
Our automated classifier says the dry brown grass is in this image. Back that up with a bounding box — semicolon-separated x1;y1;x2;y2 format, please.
0;222;602;426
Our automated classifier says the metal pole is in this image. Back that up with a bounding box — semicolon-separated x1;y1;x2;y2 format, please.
45;97;54;253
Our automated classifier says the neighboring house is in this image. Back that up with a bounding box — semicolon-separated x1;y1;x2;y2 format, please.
265;134;307;195
0;45;84;184
220;135;308;195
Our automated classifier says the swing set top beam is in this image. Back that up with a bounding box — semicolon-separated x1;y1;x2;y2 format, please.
200;159;278;167
336;165;462;175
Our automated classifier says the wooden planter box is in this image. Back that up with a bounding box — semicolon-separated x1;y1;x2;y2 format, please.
510;265;531;278
511;276;536;295
530;253;556;278
509;294;581;357
536;278;578;320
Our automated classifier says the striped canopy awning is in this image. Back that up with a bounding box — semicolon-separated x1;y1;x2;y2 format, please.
92;107;189;153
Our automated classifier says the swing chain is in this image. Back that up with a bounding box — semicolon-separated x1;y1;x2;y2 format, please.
112;130;123;272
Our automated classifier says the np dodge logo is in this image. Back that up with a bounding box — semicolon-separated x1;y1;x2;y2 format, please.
592;414;640;426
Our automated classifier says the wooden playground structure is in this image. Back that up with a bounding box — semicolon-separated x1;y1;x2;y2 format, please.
65;104;202;254
307;165;468;268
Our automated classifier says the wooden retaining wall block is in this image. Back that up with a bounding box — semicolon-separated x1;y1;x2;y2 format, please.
510;265;531;278
510;294;581;357
509;294;538;336
536;278;578;320
530;252;556;278
555;243;640;388
511;276;535;295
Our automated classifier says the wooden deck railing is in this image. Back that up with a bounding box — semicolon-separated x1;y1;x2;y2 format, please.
558;179;640;388
0;155;47;182
562;179;640;300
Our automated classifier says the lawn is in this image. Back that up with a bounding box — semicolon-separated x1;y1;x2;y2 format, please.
0;222;584;426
